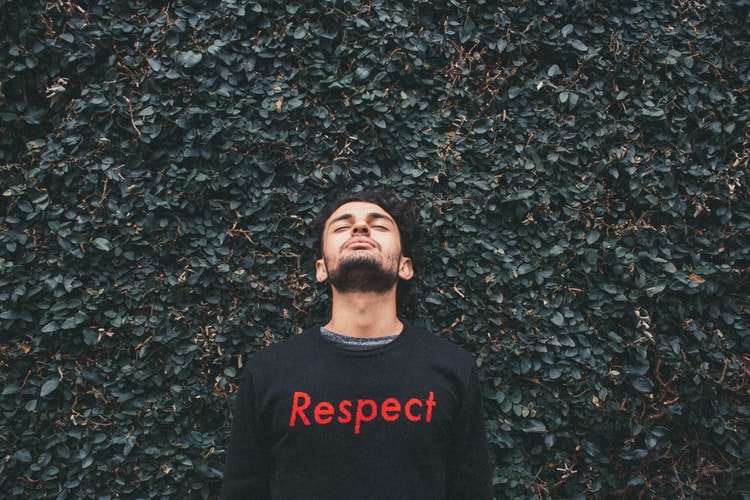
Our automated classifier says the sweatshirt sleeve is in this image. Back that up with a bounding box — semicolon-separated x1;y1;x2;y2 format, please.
220;367;272;500
445;364;494;499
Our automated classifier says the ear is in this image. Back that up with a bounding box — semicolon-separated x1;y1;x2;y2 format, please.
315;258;328;283
398;257;414;281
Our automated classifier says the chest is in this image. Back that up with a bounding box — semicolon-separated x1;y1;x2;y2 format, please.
255;352;465;447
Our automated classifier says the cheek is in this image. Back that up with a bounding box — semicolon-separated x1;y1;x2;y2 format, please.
385;236;403;254
324;233;346;250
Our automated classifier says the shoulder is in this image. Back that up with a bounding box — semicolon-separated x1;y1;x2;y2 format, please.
403;322;477;366
242;326;319;372
255;325;318;355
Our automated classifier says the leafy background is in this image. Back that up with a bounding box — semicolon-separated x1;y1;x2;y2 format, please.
1;0;749;497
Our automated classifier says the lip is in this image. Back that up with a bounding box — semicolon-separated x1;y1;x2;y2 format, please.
345;238;377;250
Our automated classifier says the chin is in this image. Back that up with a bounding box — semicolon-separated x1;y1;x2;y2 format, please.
327;259;399;294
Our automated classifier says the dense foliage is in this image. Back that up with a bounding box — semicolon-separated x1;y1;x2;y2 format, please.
1;0;749;497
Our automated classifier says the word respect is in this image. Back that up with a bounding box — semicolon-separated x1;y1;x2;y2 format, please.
289;391;436;435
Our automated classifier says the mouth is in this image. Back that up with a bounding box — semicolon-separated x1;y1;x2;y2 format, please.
345;238;377;250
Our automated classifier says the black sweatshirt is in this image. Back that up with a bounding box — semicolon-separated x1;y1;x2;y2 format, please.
221;322;493;499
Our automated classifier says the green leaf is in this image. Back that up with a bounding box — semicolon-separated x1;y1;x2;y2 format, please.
521;420;547;433
92;237;113;251
83;329;99;346
177;51;203;68
645;283;666;296
425;292;442;305
459;16;476;43
631;377;653;393
41;321;59;333
548;245;565;256
41;378;60;397
294;25;308;39
14;449;33;463
550;312;565;327
571;39;588;51
472;119;493;134
2;383;21;395
517;264;534;275
586;230;600;244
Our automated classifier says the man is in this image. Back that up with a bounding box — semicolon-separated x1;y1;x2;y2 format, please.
221;188;493;499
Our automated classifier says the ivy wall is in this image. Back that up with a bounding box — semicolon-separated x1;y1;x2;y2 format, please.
1;0;749;497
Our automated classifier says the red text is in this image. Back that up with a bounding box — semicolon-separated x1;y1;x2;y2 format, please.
289;391;436;434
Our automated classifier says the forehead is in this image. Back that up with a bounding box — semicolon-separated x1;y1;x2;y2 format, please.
326;201;394;225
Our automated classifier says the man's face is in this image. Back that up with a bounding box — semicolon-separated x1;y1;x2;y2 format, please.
315;201;413;294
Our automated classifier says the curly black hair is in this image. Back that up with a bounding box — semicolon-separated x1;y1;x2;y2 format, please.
310;187;424;315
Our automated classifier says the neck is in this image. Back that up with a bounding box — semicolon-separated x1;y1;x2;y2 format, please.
325;288;402;338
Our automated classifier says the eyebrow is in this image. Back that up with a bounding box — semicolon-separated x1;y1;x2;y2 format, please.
327;212;395;228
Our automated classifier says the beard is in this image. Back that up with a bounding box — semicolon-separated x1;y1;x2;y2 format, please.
324;252;400;294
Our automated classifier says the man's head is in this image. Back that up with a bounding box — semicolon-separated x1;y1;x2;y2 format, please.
311;188;423;310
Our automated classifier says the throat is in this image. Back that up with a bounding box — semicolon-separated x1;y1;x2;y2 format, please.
326;293;402;339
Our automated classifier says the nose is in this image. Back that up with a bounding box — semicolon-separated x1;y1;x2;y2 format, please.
352;220;370;235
